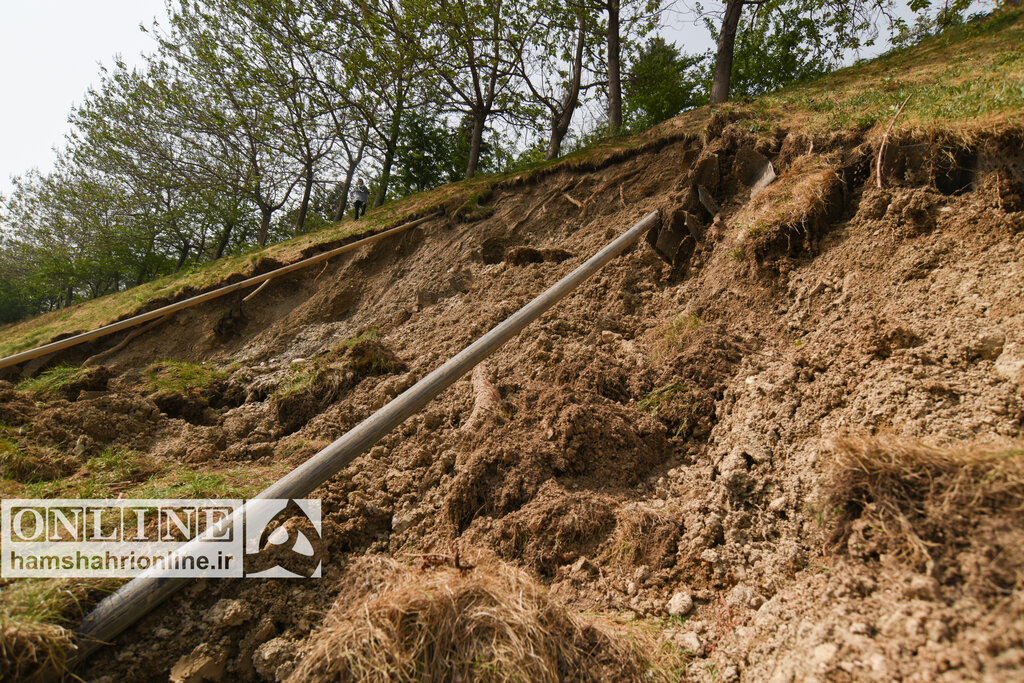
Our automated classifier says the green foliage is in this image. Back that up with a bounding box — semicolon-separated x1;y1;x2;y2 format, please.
892;0;987;47
624;38;709;130
723;0;846;99
392;112;503;196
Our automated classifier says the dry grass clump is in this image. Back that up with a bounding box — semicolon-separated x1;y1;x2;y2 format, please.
740;156;841;235
0;578;118;681
0;438;68;483
734;156;845;264
0;616;73;682
288;559;646;682
827;436;1024;590
602;503;682;571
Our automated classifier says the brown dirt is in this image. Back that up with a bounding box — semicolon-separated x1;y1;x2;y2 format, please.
4;121;1024;681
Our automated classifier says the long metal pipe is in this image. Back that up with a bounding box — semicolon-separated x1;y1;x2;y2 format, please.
72;210;661;666
0;212;439;372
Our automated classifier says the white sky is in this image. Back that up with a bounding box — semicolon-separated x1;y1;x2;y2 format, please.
0;0;989;198
0;0;166;195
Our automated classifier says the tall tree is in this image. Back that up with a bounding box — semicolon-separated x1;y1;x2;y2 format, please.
606;0;624;131
67;61;218;273
583;0;661;134
245;0;377;220
157;1;303;246
306;0;435;207
512;0;604;158
431;0;525;179
624;37;708;128
707;0;900;104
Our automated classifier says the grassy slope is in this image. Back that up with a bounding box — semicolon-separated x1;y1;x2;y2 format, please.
754;8;1024;134
1;9;1021;363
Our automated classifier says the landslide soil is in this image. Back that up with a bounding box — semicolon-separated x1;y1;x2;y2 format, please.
6;119;1024;682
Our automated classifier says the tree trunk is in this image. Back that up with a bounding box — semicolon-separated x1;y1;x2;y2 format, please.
547;119;568;161
174;240;191;272
710;0;745;104
466;112;486;179
195;226;208;261
333;169;355;222
333;138;367;222
606;0;622;133
215;219;235;260
375;90;405;208
294;159;315;233
137;235;156;285
546;22;586;160
258;207;273;247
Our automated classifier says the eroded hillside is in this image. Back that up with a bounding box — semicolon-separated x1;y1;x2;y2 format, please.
2;11;1024;683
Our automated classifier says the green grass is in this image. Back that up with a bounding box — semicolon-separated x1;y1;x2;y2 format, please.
747;8;1024;133
638;383;688;418
135;470;247;498
143;360;231;395
85;446;146;482
16;365;86;398
664;314;702;348
337;327;381;350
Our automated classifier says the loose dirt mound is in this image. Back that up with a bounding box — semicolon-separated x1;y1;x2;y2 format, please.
444;383;669;530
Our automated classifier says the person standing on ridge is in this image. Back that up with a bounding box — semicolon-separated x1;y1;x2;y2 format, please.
352;179;370;220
